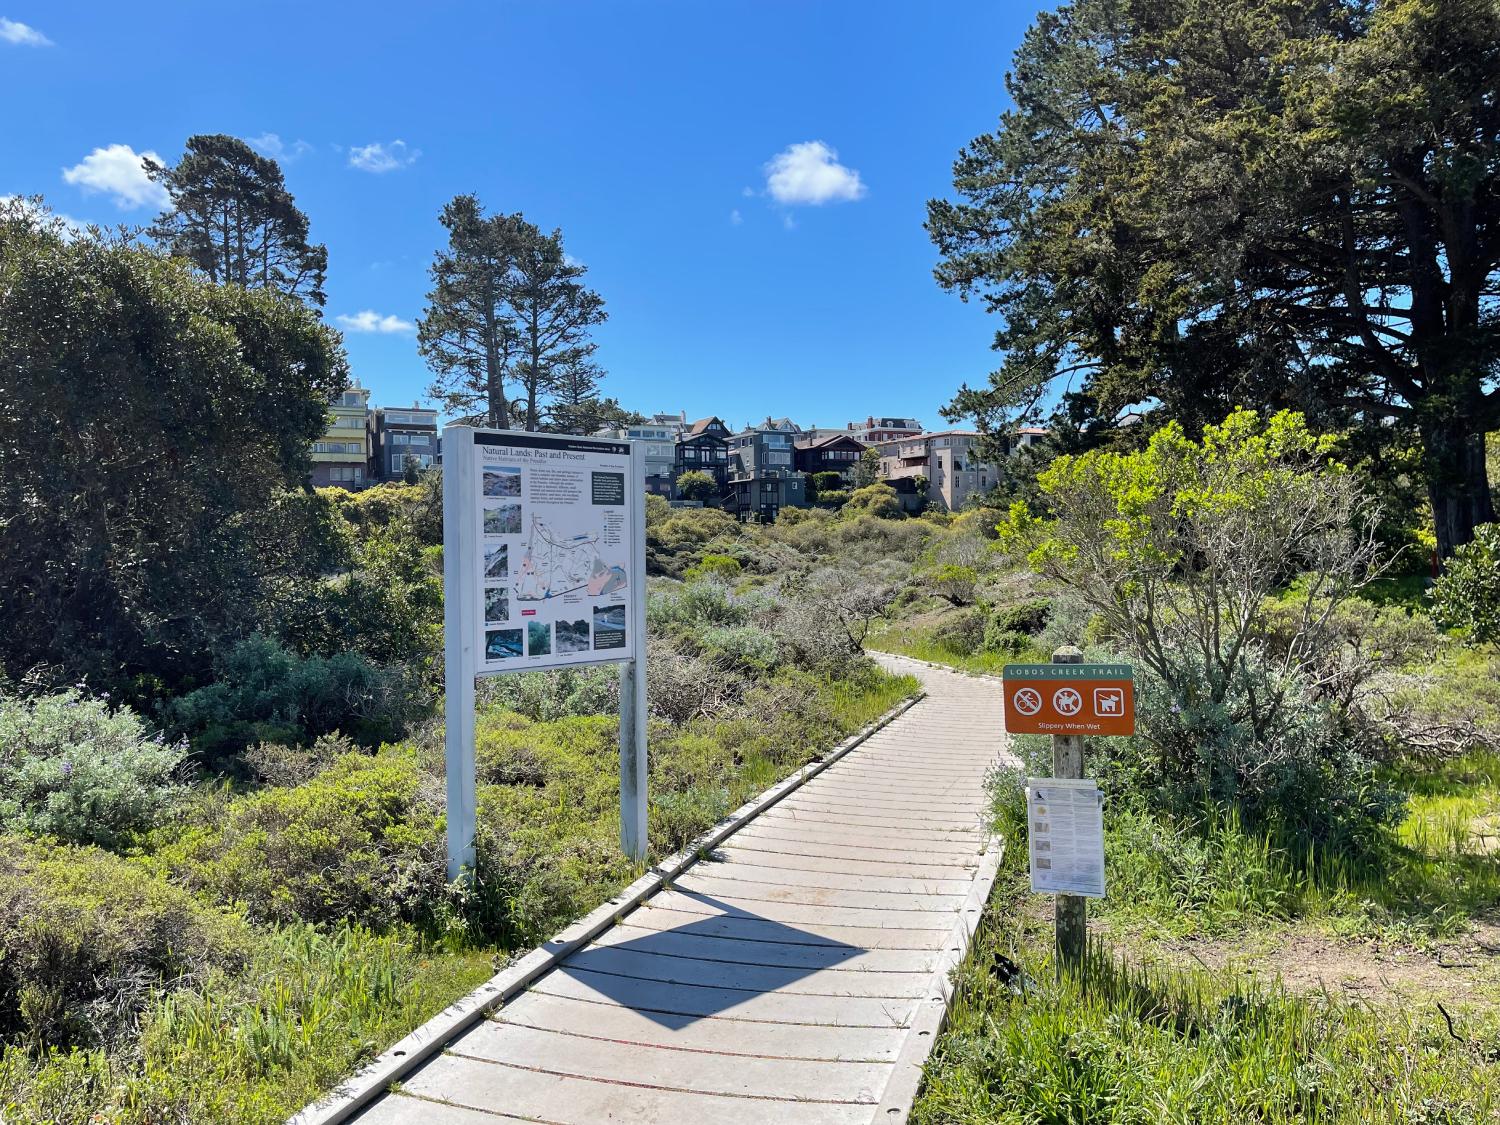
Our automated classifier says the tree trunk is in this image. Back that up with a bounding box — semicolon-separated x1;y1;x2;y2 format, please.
1421;414;1496;560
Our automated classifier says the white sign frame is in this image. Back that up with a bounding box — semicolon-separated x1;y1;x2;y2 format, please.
1025;777;1106;898
443;425;649;877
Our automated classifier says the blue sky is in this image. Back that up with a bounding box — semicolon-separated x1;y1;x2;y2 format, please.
3;1;1044;431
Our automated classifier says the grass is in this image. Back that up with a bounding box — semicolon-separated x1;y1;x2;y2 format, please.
912;871;1500;1125
0;926;496;1125
992;755;1500;944
0;661;919;1125
901;603;1500;1120
870;620;1047;675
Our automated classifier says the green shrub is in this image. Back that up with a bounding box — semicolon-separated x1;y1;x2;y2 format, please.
699;625;780;672
0;839;249;1050
811;471;844;494
648;580;763;632
814;488;851;508
990;598;1051;636
651;785;732;853
1130;652;1403;848
980;627;1030;657
157;749;444;929
242;732;357;787
476;665;619;721
644;492;671;527
1432;523;1500;643
683;553;743;582
0;691;187;848
934;609;987;656
166;635;419;765
843;483;902;518
646;507;741;576
925;563;980;606
675;470;717;502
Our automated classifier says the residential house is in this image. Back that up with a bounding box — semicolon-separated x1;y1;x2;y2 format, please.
848;416;924;444
726;422;808;520
876;429;997;512
370;404;439;482
793;433;866;484
673;417;732;495
595;414;685;495
1014;426;1048;451
310;387;372;489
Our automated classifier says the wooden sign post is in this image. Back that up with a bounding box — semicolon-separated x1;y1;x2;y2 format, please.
1003;651;1135;972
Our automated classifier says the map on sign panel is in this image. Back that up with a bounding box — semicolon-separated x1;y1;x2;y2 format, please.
513;515;628;602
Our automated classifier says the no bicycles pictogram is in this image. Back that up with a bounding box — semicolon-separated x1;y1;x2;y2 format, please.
1012;687;1043;715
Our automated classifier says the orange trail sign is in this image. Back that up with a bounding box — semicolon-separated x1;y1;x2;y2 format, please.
1003;663;1135;737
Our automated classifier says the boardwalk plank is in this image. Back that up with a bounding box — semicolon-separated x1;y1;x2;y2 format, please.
350;655;1005;1125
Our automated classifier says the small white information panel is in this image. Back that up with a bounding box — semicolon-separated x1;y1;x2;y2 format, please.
1025;777;1106;898
459;429;640;673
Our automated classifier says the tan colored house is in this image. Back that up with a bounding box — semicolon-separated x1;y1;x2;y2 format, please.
876;429;995;511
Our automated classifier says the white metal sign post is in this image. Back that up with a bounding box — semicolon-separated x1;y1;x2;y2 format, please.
442;426;647;879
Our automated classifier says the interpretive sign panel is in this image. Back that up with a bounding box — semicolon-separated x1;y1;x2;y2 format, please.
1003;663;1135;736
443;425;649;875
461;430;640;673
1025;777;1106;898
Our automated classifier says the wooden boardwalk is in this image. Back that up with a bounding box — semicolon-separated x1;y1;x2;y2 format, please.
352;656;1006;1125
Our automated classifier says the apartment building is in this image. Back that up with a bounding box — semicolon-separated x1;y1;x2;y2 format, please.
595;412;685;495
793;433;866;482
674;417;732;494
801;416;925;445
849;416;924;444
726;422;808;520
876;429;996;512
370;404;439;483
310;387;372;489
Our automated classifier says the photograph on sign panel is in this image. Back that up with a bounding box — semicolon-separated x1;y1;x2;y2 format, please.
483;467;522;497
527;620;552;656
556;618;591;653
484;545;508;579
592;604;626;650
484;629;523;660
484;587;509;625
483;503;522;536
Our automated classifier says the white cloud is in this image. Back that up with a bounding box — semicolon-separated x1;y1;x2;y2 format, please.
61;144;169;210
730;209;743;226
763;140;866;206
336;309;415;334
248;133;313;161
0;18;50;46
348;140;419;173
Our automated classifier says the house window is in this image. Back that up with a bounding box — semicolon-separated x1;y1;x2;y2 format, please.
766;451;791;466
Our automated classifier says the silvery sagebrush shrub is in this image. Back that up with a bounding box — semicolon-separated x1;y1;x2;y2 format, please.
0;690;187;848
477;665;619;721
